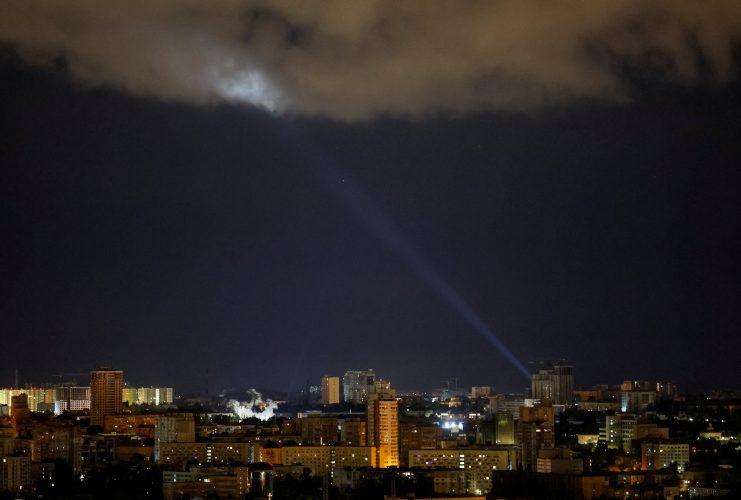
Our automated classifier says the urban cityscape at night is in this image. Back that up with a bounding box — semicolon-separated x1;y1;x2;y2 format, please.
1;366;740;498
2;1;741;499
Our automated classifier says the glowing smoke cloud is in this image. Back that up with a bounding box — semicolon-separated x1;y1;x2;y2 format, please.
228;389;278;421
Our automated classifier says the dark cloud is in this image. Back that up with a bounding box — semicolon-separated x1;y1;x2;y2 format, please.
1;1;740;120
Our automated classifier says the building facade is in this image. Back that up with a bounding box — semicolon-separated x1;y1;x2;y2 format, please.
157;442;250;466
321;376;340;404
495;411;515;445
55;386;90;414
0;456;31;495
641;441;689;472
366;383;399;468
409;448;517;495
517;403;555;471
343;370;375;404
339;417;366;446
154;414;196;461
530;364;573;406
90;368;123;426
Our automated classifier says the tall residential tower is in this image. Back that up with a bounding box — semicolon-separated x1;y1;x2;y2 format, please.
90;367;123;426
321;375;340;404
530;363;573;406
343;369;375;404
366;381;399;468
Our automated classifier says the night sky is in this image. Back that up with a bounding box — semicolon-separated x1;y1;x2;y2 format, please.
1;2;740;394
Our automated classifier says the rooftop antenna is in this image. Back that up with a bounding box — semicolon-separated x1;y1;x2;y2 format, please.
15;368;18;389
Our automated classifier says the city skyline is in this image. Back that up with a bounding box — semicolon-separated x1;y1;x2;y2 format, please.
1;2;741;395
0;363;694;402
0;360;738;497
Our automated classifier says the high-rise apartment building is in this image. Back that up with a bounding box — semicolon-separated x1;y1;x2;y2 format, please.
321;376;340;404
10;394;30;424
90;368;123;426
0;388;56;413
55;386;90;414
531;371;555;401
343;369;375;404
366;381;399;468
553;365;574;406
122;387;138;405
140;387;173;405
495;411;516;445
122;387;174;406
518;402;555;471
530;364;573;406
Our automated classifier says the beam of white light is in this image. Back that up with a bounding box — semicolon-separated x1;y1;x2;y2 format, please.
316;162;531;380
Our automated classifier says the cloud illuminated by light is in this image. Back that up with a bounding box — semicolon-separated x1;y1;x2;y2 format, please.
2;1;740;120
216;67;282;113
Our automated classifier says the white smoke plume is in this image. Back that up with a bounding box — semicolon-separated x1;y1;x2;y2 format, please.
228;389;278;421
1;1;740;120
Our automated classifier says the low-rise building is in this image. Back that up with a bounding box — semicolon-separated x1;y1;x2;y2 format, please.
641;440;689;472
535;447;583;474
157;442;251;467
162;465;251;500
409;447;517;495
104;414;157;438
281;445;376;474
